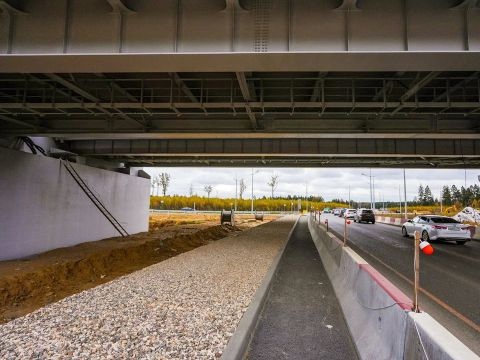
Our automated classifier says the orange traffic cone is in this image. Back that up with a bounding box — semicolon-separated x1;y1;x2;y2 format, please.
420;241;434;255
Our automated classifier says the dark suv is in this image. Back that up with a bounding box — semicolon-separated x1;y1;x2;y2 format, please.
354;209;375;224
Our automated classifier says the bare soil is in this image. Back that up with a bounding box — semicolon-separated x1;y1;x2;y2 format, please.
0;213;277;323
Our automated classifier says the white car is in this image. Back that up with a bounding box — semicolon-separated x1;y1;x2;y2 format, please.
344;209;356;219
401;215;471;245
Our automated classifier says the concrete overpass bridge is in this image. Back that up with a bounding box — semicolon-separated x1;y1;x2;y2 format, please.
0;0;479;168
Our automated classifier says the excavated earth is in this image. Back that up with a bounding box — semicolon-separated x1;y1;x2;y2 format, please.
0;213;275;323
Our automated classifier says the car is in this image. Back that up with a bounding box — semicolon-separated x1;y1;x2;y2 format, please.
333;208;341;216
180;207;195;211
323;207;332;213
401;215;471;245
344;209;356;219
354;209;375;224
340;208;346;217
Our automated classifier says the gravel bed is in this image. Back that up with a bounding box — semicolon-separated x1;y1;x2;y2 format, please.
0;216;295;359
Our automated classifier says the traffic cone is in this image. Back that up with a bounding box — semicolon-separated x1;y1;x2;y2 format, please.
419;241;434;255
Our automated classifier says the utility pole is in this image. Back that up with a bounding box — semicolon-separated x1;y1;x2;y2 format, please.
305;183;309;212
348;185;351;207
399;185;402;215
403;169;408;219
372;170;376;211
251;169;259;213
234;175;238;212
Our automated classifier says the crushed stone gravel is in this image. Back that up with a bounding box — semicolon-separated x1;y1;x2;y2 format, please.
0;216;296;359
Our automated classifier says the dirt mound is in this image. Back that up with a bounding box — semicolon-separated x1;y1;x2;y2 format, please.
0;224;236;323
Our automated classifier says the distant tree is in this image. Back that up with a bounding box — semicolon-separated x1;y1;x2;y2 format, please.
472;184;480;201
451;185;461;204
239;178;247;199
204;185;213;198
424;186;434;205
418;185;425;205
158;173;171;196
267;174;280;199
441;185;452;206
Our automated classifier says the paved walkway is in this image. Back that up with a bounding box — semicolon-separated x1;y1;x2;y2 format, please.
247;216;358;360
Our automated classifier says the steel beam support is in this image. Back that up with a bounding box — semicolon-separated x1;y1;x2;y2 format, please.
391;72;441;115
3;101;480;110
44;74;146;128
66;138;480;158
168;72;198;103
3;53;480;73
236;72;258;129
0;113;35;128
433;72;479;102
0;1;27;54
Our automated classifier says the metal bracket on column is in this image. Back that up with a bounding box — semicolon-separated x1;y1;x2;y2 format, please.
222;0;247;11
0;1;26;14
0;1;27;53
450;0;479;51
334;0;361;11
450;0;479;9
106;0;135;53
106;0;136;13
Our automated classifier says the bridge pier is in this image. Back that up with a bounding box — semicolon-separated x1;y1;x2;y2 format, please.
0;146;150;261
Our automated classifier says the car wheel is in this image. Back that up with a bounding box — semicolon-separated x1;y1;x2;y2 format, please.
354;219;357;223
422;231;430;242
456;241;466;245
371;220;375;224
402;227;408;237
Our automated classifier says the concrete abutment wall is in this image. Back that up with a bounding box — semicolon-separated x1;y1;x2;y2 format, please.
0;148;150;261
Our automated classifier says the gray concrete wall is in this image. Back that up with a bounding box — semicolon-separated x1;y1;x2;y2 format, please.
0;148;150;260
307;215;479;360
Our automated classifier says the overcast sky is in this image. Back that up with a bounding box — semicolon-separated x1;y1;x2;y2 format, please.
144;167;480;203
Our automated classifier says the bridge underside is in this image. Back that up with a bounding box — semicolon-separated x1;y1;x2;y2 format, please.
1;0;479;168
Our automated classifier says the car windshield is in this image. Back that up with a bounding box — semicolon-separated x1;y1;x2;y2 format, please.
429;217;460;224
362;210;373;214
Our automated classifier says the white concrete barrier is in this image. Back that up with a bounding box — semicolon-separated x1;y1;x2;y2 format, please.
308;216;478;360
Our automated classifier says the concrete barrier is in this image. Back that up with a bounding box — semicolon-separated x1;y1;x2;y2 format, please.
376;216;407;226
308;216;478;360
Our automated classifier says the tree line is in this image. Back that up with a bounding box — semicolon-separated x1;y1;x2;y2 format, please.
417;184;480;206
151;172;287;199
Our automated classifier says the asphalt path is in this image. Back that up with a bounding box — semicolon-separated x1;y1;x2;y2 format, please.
321;213;480;355
248;217;358;360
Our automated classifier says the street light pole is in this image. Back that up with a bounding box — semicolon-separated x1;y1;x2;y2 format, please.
251;169;259;214
361;170;374;210
403;169;408;219
234;175;238;212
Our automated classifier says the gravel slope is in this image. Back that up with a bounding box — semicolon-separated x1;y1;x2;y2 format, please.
0;216;295;359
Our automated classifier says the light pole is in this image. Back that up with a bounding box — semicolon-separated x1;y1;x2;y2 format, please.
291;202;293;213
234;175;238;212
361;169;375;209
283;204;286;213
251;169;259;214
403;169;408;219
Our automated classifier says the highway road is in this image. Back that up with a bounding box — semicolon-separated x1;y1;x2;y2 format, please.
321;213;480;355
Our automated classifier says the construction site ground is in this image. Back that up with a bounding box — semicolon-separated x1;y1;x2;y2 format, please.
0;213;277;324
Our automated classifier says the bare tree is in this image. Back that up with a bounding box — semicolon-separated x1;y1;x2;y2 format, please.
239;178;247;199
267;174;280;199
159;172;171;196
204;185;213;198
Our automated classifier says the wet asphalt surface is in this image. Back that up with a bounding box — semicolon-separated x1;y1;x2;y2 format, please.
323;213;480;355
247;217;358;360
